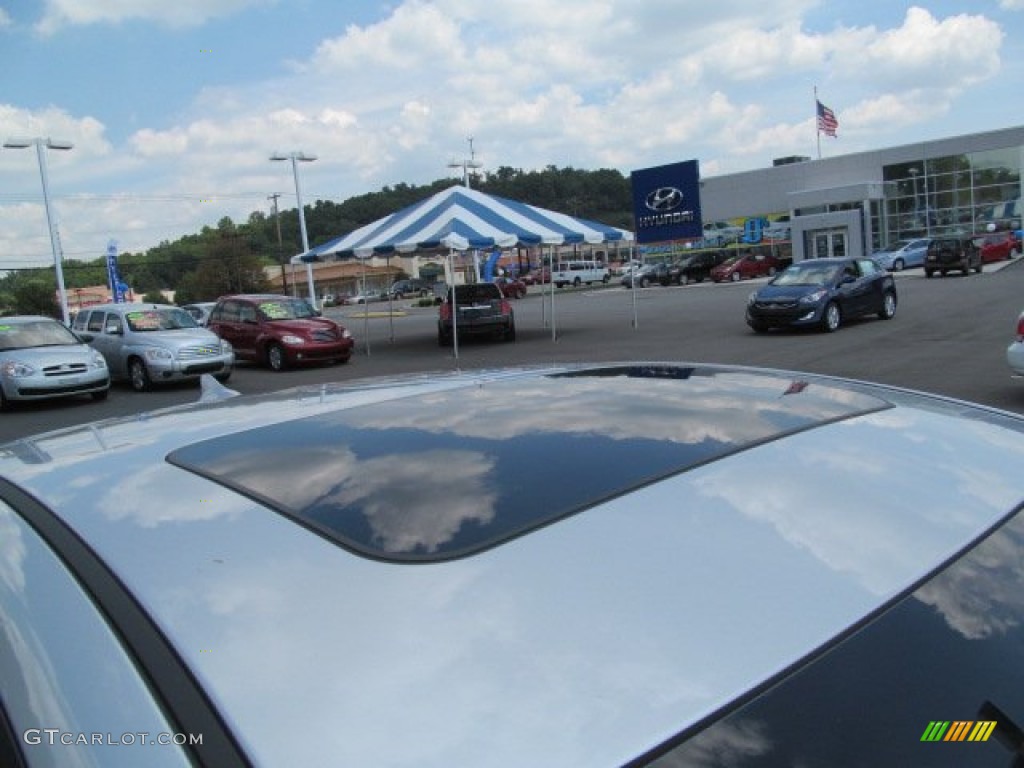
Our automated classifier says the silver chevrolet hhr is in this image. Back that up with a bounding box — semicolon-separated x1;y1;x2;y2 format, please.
72;302;233;391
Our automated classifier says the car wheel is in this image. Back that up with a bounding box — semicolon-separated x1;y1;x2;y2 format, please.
573;277;581;287
892;258;905;271
266;344;287;371
730;272;740;282
879;291;897;320
438;327;452;347
214;371;232;383
0;390;11;412
767;266;777;276
925;270;934;278
505;323;516;342
822;302;841;332
976;261;983;274
640;277;649;288
749;321;769;334
91;388;109;401
128;358;151;392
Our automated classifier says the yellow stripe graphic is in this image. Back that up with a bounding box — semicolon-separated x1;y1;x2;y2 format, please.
968;721;997;742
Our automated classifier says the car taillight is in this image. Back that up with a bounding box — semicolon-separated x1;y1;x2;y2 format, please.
500;300;512;315
1017;314;1024;341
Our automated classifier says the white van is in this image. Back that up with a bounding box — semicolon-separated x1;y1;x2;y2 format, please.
551;260;610;288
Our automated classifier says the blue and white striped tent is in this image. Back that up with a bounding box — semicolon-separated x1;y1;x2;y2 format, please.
294;184;633;262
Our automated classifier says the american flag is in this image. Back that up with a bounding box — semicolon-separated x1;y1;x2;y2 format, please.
817;100;838;137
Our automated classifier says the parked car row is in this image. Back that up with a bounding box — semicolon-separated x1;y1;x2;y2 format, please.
620;251;788;289
873;231;1019;274
59;295;354;397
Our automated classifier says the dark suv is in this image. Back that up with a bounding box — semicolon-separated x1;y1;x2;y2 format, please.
677;251;729;283
206;294;354;371
437;283;515;346
389;278;434;298
924;236;982;277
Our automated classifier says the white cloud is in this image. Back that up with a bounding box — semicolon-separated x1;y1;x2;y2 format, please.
1000;0;1024;9
35;0;275;34
0;0;1016;264
0;7;12;27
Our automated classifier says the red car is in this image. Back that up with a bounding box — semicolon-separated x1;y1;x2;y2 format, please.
711;252;780;283
207;294;354;371
977;231;1020;264
520;268;550;286
493;276;527;299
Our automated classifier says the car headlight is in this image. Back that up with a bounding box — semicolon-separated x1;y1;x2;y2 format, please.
799;289;828;304
281;334;305;346
219;339;233;354
1;360;35;378
747;291;759;306
89;350;107;369
342;329;353;339
143;347;173;362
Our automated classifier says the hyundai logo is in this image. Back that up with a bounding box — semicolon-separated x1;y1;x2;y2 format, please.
645;187;684;212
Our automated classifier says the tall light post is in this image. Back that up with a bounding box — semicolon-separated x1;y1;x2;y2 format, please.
447;136;482;189
4;137;74;324
270;151;317;307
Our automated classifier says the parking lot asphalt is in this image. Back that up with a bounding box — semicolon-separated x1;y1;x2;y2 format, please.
2;258;1022;445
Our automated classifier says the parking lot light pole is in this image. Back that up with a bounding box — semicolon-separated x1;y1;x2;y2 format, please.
270;151;317;307
4;137;74;324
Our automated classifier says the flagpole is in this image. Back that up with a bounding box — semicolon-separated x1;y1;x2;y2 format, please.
814;86;821;160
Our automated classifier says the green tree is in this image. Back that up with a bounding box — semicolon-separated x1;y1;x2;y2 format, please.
10;278;60;318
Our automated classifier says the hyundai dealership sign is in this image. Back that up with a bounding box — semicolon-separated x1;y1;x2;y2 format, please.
630;160;703;244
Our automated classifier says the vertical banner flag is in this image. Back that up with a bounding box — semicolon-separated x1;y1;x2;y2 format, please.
106;240;128;303
630;159;703;245
483;247;501;282
817;100;838;137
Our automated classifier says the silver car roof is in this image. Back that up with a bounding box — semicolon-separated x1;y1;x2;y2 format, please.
4;363;1024;766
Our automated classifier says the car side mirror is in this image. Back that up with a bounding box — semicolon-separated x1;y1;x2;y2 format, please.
840;274;856;285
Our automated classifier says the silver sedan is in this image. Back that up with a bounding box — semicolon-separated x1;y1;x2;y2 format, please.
0;315;109;407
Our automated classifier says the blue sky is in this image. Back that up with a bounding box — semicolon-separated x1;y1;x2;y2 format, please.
2;0;1023;268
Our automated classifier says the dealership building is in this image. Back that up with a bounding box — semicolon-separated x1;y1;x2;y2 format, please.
691;124;1024;261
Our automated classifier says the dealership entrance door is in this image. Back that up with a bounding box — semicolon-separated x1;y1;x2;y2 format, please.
809;228;848;259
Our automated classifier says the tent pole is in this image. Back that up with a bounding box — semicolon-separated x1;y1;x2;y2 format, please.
449;249;460;364
631;247;639;329
387;253;394;343
550;244;557;342
540;260;547;328
362;258;371;356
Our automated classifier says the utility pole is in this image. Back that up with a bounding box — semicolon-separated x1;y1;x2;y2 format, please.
268;193;288;295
